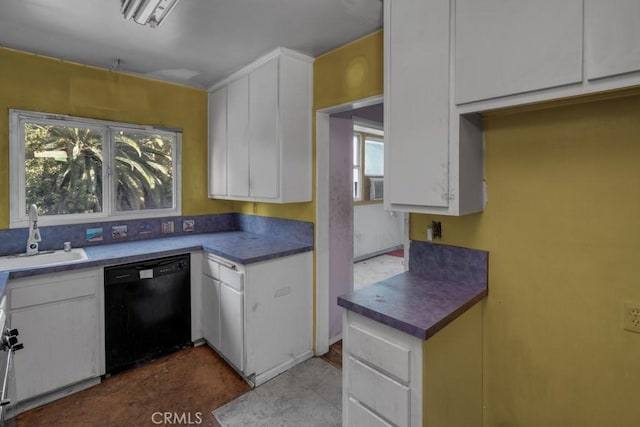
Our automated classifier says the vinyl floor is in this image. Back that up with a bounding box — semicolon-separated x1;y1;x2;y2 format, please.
9;346;250;427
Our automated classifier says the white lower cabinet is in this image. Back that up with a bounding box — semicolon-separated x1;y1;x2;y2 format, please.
219;281;244;372
202;251;312;386
343;311;423;427
343;304;483;427
7;269;101;404
201;275;221;349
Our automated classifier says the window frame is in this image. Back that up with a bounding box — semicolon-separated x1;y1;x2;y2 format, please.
9;109;182;228
352;121;384;204
353;133;362;201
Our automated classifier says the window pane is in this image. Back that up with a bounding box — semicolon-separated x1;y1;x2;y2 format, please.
25;122;103;215
114;130;174;211
353;166;360;200
364;139;384;176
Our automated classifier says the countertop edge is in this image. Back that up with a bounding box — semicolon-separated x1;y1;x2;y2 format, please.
2;233;313;281
202;244;313;265
337;276;488;341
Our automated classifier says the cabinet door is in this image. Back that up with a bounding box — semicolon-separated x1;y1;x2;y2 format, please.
249;58;279;199
245;252;312;378
208;87;228;197
585;0;640;80
227;75;250;197
384;0;450;208
202;275;221;349
220;283;244;372
12;297;99;401
455;0;583;104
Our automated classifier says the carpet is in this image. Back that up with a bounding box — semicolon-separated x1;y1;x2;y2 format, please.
386;248;404;258
12;346;250;427
213;357;342;427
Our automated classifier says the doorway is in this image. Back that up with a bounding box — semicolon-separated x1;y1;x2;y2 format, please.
315;96;409;355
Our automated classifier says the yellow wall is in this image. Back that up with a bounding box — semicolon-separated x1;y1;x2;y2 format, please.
0;47;233;229
315;29;640;425
313;30;384;111
414;93;640;426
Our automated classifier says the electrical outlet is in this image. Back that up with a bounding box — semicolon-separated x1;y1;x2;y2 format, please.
623;301;640;333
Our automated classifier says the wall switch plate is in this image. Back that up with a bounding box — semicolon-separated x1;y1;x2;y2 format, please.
623;301;640;333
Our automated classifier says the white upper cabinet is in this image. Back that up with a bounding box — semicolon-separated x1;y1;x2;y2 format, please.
384;0;484;215
226;75;250;198
249;59;279;199
585;0;640;80
208;48;313;203
385;0;450;209
208;87;228;197
455;0;583;104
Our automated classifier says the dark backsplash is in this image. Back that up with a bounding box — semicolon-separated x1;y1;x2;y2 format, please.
0;213;314;257
409;241;488;286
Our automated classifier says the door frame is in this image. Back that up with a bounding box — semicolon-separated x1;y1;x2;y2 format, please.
315;95;383;355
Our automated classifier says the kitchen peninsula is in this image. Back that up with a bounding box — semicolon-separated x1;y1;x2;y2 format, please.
339;242;488;427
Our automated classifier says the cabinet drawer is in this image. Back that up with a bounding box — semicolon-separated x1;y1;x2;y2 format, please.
203;258;221;279
347;397;393;427
11;274;96;309
348;324;411;383
347;356;410;427
220;265;243;292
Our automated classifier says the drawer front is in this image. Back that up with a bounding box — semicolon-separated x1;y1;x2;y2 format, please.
347;397;393;427
348;324;411;383
203;258;221;279
347;356;410;427
220;265;243;292
11;274;97;309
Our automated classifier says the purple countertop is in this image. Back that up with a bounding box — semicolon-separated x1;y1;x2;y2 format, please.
0;231;312;293
338;271;488;340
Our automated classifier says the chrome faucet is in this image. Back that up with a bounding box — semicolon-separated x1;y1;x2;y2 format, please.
26;204;41;255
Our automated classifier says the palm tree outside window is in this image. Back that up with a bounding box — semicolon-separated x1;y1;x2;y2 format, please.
9;110;181;227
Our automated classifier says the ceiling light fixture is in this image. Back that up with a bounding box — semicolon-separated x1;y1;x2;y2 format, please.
121;0;181;28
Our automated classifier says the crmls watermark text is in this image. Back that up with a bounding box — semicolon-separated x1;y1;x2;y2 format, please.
151;412;203;425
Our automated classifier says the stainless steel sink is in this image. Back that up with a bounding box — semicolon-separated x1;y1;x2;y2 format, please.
0;248;88;271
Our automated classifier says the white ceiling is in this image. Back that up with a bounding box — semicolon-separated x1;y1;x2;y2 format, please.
0;0;382;89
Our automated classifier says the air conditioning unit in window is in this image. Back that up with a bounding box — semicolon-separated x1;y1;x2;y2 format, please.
369;177;384;200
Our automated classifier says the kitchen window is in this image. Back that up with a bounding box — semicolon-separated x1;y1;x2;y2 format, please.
9;110;181;227
353;122;384;203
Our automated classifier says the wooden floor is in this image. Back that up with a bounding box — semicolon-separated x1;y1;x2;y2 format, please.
320;340;342;370
8;346;250;427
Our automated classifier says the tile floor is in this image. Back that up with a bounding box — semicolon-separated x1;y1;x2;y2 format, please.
353;252;405;290
213;357;342;427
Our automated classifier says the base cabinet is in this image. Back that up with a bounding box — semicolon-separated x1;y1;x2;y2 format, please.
343;303;483;427
202;251;312;386
7;269;101;404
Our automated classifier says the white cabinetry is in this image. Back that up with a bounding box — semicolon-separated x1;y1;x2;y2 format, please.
343;311;423;427
208;48;313;203
343;304;483;427
226;76;250;197
451;0;640;112
384;0;484;215
455;0;583;104
202;256;244;371
202;251;312;386
8;269;101;404
585;0;640;80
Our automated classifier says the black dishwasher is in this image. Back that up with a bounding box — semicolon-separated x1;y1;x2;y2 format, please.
104;254;191;375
